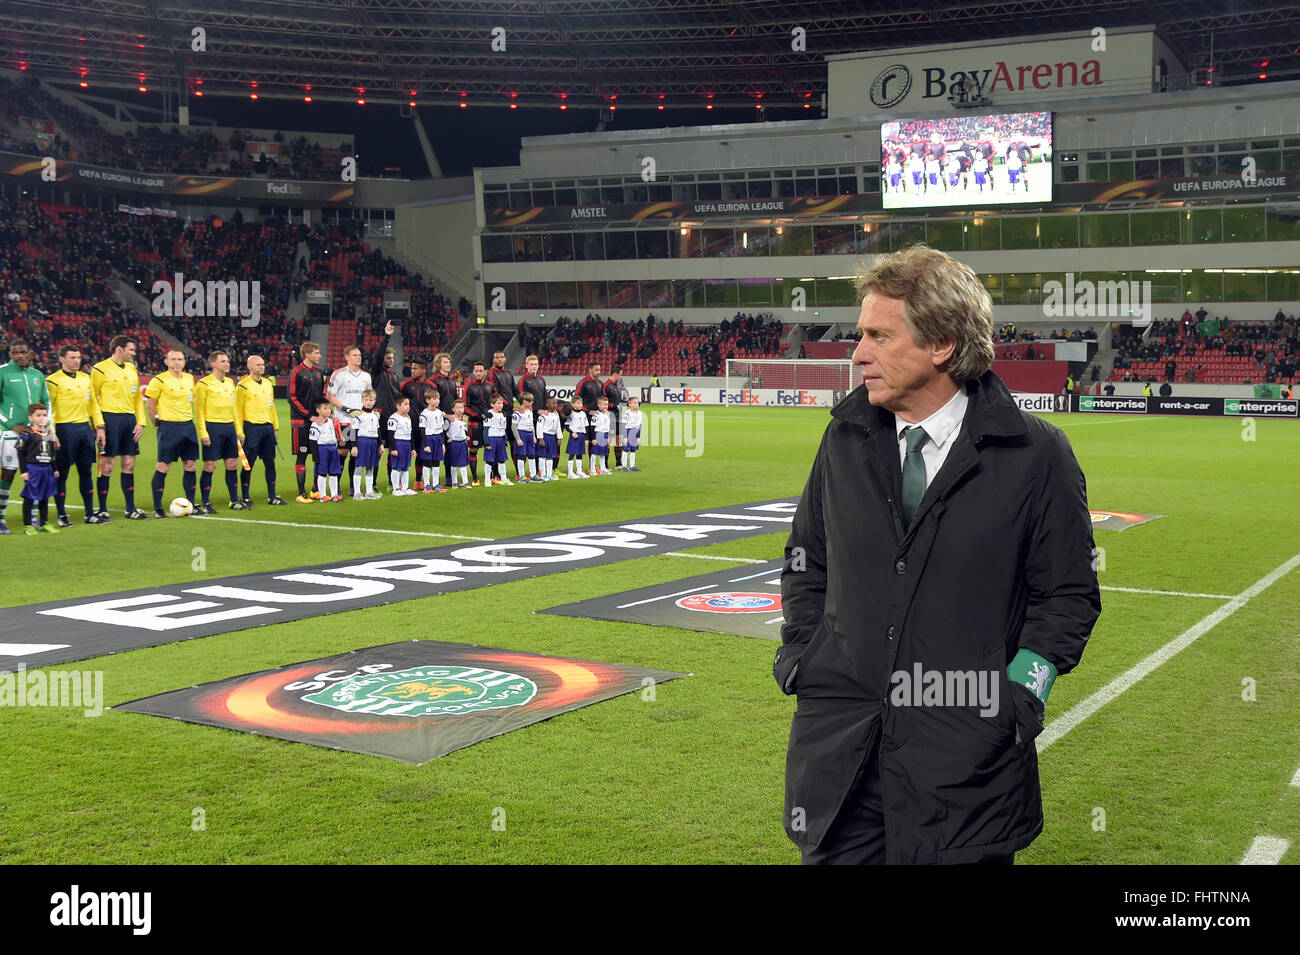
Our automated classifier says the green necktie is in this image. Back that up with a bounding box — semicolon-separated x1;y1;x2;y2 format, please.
901;426;929;530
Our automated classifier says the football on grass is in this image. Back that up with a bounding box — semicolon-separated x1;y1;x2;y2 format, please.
169;498;194;518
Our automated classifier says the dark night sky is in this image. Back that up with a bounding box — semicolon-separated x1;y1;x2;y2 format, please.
95;88;813;179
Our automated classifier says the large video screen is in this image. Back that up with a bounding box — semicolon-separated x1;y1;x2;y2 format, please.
880;111;1053;209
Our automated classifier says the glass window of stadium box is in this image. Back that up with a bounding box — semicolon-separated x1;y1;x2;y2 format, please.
668;228;689;258
484;189;509;212
859;222;891;253
979;273;1003;305
672;176;697;201
840;167;859;194
1221;270;1267;301
605;231;637;259
1223;206;1266;242
1188;154;1216;176
813;223;856;255
775;225;813;256
775;170;796;198
1135;156;1160;178
548;282;579;308
601;179;623;203
1251;151;1282;173
724;173;747;200
747;173;774;199
1181;208;1221;243
697;176;723;201
1059;165;1080;182
1108;160;1135;180
738;277;775;306
681;279;707;307
815;278;857;306
608;279;640;307
1131;210;1180;245
1265;205;1300;241
636;230;670;258
964;217;999;251
515;282;548;308
542;233;574;261
1000;216;1040;249
640;279;679;308
574;232;605;260
1039;214;1078;248
737;227;771;256
1182;270;1223;303
509;186;531;207
795;169;818;196
701;228;737;257
623;178;649;203
578;180;601;204
1160;157;1185;177
532;183;556;205
863;174;881;192
1141;273;1181;303
1268;270;1300;300
578;281;609;308
1216;153;1246;176
818;169;839;194
555;181;577;205
481;234;513;263
889;220;926;251
514;234;544;261
1080;213;1129;247
1283;149;1300;170
1002;273;1043;305
649;180;671;201
923;219;963;251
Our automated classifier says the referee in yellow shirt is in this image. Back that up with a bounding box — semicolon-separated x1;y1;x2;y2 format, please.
235;353;286;506
144;348;200;518
46;344;106;526
194;350;242;514
90;334;149;520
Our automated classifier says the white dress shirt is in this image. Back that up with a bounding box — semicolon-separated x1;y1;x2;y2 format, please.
895;386;969;489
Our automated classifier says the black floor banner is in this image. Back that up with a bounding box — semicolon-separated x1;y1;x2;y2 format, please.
541;559;785;640
0;498;796;672
116;641;687;763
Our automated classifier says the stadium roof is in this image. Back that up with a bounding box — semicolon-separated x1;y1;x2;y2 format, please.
4;0;1300;112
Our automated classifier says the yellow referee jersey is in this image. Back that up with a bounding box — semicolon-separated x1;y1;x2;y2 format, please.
144;371;196;422
46;369;104;428
194;373;236;441
235;374;279;435
90;358;146;422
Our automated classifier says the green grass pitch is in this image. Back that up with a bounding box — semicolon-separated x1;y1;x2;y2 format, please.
2;402;1298;864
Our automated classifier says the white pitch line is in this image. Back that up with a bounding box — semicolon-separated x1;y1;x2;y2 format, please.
1291;763;1300;788
1038;550;1300;752
0;643;71;656
59;503;494;540
1100;585;1234;600
664;552;767;564
1240;836;1290;865
617;584;715;610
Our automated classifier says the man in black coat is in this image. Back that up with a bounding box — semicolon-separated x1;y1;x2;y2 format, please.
576;362;604;448
489;350;520;479
518;354;547;475
776;244;1101;865
368;320;400;490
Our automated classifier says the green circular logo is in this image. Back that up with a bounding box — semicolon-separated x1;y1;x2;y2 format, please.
303;666;538;717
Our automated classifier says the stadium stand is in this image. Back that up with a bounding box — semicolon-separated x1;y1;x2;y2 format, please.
1109;314;1299;384
525;312;784;375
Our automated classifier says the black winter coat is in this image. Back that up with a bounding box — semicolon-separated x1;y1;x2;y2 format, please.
775;370;1101;863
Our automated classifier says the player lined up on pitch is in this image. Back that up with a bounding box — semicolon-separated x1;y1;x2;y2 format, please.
0;334;648;531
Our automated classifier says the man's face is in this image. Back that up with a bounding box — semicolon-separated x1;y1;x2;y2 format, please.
248;355;265;377
525;357;538;375
590;364;601;378
473;365;485;381
493;353;506;368
384;351;394;370
60;350;81;373
122;342;137;363
166;351;185;373
852;292;953;414
412;362;426;380
212;354;230;376
438;357;451;376
305;349;320;368
347;349;361;370
10;344;31;367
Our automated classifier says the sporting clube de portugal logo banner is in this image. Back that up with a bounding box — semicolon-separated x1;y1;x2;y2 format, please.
117;641;687;763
